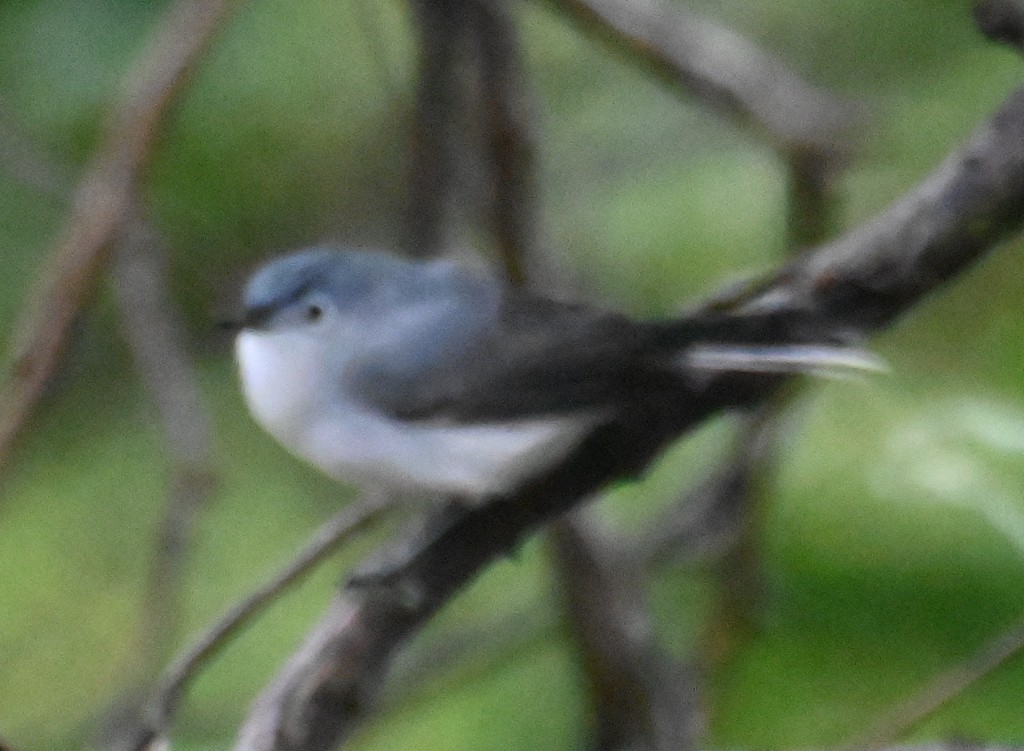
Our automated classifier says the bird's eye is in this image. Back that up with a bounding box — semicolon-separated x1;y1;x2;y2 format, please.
305;304;323;322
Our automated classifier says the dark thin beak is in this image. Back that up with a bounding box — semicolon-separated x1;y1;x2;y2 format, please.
217;305;275;333
217;317;244;334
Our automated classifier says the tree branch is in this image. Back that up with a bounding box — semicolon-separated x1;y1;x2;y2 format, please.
477;3;695;746
547;0;863;157
475;0;541;286
844;612;1024;748
552;512;702;751
0;97;72;200
402;0;476;258
974;0;1024;54
0;0;239;473
109;490;395;751
703;117;851;663
110;207;217;680
740;86;1024;327
231;81;1024;751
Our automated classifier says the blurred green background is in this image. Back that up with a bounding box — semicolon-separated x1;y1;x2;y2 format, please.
2;0;1024;749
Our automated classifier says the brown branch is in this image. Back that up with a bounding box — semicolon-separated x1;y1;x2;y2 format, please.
547;0;863;158
844;613;1024;749
552;512;702;751
704;129;850;660
233;581;403;751
638;409;781;568
0;0;239;473
974;0;1024;54
786;147;846;251
739;86;1024;328
110;207;217;677
231;83;1024;751
474;5;694;745
554;478;703;749
378;602;553;709
402;0;476;258
107;491;396;751
0;106;217;688
0;97;73;199
640;107;851;666
474;0;540;286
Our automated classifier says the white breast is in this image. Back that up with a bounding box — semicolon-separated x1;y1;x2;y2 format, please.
236;330;329;447
303;405;589;497
236;330;590;497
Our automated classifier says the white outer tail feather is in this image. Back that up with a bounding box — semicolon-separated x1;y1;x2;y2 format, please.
682;344;889;379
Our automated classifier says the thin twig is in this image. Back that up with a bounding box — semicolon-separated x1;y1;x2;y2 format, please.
116;490;396;751
474;0;539;286
0;97;73;199
707;128;851;658
472;3;699;746
637;409;782;568
552;512;702;751
974;0;1024;54
403;0;476;258
739;86;1024;328
786;146;845;251
548;0;863;157
0;0;239;473
845;614;1024;749
110;206;217;676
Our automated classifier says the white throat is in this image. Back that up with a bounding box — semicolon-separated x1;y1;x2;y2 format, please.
235;330;328;446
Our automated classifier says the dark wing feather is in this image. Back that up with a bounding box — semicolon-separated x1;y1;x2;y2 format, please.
351;285;843;424
351;289;688;423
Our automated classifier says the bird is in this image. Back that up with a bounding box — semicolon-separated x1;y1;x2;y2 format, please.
232;246;879;501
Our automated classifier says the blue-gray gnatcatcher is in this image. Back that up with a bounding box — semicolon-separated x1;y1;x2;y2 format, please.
233;247;879;499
